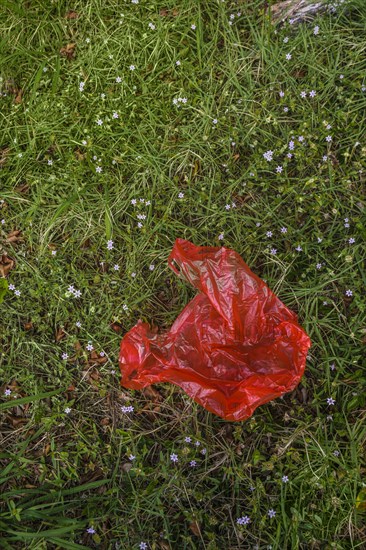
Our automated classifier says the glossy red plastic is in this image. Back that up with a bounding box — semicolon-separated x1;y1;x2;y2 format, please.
119;239;311;421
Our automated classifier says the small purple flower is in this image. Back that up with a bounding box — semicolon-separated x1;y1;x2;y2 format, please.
107;239;114;250
330;363;336;371
288;140;295;150
185;436;192;443
62;352;69;360
270;248;277;255
121;405;134;413
4;389;11;396
295;245;302;252
190;460;197;467
276;165;283;173
139;543;148;550
333;450;340;457
348;237;355;244
282;475;289;483
279;90;285;98
268;509;276;518
266;231;273;238
327;397;336;406
129;454;136;461
237;515;251;525
345;289;353;297
309;90;316;98
285;53;292;61
86;343;93;351
280;227;287;233
170;453;178;463
300;91;306;98
326;135;332;142
87;527;96;534
263;150;274;161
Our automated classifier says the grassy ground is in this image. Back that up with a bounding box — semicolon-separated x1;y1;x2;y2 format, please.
1;0;366;548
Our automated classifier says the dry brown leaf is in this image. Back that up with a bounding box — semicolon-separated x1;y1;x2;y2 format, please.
0;147;10;167
88;351;108;365
189;521;201;537
141;386;163;402
159;7;179;16
15;181;30;194
74;340;82;351
23;322;33;331
55;327;66;342
60;43;76;59
121;462;133;473
65;10;79;19
110;321;123;333
0;254;15;277
89;370;101;381
75;149;86;161
5;229;23;244
14;89;23;104
6;415;28;427
100;418;110;426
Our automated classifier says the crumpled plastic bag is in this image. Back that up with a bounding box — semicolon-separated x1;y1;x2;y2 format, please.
119;238;311;421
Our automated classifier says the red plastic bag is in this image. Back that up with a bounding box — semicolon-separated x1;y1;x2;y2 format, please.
119;239;311;421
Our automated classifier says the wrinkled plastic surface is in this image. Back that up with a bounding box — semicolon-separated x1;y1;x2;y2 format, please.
119;239;311;421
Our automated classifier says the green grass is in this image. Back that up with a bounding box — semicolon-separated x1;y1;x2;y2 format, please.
1;0;366;548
